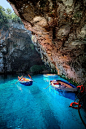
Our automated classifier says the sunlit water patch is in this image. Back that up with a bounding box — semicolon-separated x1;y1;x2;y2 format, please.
0;74;85;129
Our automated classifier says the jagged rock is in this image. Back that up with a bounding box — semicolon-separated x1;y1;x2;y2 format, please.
7;0;86;84
62;0;74;14
0;22;46;74
56;25;70;39
0;53;3;58
78;24;86;39
68;40;86;50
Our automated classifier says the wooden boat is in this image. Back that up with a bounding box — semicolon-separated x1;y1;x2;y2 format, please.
43;74;58;78
50;80;77;92
50;80;78;100
18;76;33;86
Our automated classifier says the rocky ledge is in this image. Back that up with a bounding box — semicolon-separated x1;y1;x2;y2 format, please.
0;21;45;74
7;0;86;84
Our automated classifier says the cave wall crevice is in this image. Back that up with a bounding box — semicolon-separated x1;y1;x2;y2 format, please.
0;22;46;74
7;0;86;84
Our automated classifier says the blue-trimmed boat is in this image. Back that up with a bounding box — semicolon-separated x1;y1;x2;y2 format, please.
18;76;33;86
50;80;77;90
50;80;78;100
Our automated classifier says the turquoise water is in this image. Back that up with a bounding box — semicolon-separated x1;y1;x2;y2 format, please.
0;74;85;129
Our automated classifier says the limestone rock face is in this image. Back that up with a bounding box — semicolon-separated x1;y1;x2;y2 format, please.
7;0;86;84
0;22;44;73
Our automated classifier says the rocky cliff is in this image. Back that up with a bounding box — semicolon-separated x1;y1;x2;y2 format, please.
7;0;86;84
0;21;45;74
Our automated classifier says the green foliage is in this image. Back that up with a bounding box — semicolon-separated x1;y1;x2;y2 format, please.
0;6;8;27
3;24;9;31
59;74;79;86
0;5;22;29
6;8;12;19
30;44;34;50
30;65;45;74
6;8;12;15
73;11;82;19
12;13;22;23
51;68;57;74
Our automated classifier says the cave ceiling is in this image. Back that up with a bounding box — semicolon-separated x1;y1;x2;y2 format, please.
7;0;86;84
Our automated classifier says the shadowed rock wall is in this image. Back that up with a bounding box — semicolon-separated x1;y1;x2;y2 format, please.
7;0;86;84
0;22;45;74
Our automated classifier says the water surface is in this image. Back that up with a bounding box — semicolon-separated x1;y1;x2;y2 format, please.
0;74;85;129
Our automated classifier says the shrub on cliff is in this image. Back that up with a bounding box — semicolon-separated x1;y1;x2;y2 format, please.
0;5;22;29
12;13;22;24
0;6;8;28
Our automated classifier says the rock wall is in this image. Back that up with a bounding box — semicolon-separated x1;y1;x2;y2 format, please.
7;0;86;84
0;21;44;74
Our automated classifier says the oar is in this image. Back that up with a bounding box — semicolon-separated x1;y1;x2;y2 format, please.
44;80;55;89
28;74;32;79
28;74;38;83
11;76;23;85
44;84;51;89
11;80;19;85
18;75;23;80
15;80;19;84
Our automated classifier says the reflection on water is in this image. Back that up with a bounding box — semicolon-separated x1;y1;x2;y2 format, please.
0;74;85;129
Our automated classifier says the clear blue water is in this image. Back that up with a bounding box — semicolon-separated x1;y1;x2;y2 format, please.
0;74;85;129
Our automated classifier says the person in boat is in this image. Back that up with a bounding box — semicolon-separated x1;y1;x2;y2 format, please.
57;82;67;89
60;83;67;88
19;76;25;81
51;80;66;89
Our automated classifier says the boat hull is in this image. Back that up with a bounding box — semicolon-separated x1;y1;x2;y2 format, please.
19;81;33;86
43;74;58;78
18;76;33;86
50;80;77;100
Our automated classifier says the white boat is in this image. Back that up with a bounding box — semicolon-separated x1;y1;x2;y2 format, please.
43;74;58;78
